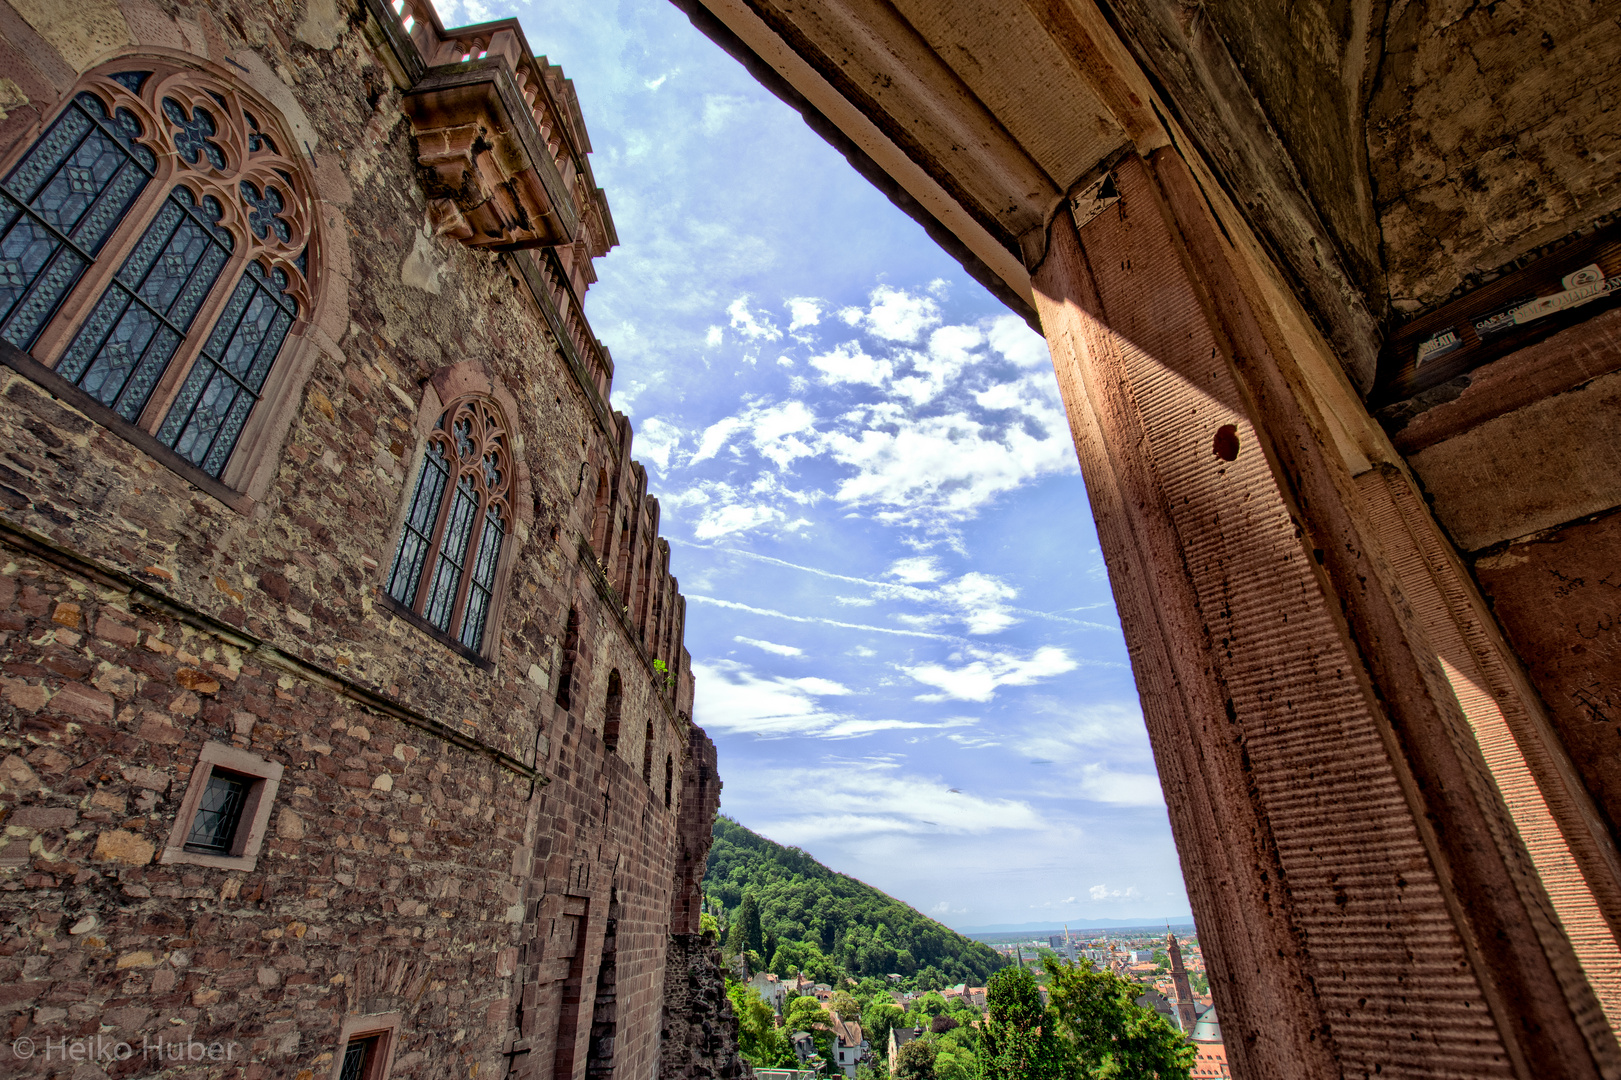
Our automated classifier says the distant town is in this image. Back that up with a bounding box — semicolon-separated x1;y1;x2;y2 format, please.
728;925;1229;1080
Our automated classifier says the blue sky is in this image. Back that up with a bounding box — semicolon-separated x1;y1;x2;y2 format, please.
436;0;1191;927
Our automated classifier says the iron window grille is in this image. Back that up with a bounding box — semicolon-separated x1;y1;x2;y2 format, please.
182;768;253;855
339;1037;378;1080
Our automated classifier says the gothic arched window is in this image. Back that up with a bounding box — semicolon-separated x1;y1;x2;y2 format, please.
0;62;315;483
385;396;511;654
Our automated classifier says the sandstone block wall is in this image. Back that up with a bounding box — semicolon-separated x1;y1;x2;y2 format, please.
0;0;727;1074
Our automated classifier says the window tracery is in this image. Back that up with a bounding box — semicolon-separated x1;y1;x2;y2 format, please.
0;61;317;482
385;396;512;655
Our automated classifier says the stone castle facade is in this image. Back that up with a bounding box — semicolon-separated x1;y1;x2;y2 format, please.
0;0;748;1076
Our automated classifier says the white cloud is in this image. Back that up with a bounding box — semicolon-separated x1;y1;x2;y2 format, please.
632;417;680;472
692;659;851;737
987;312;1050;368
1089;884;1142;901
810;340;893;386
705;325;723;348
724;759;1040;834
667;480;798;540
891;325;983;405
903;645;1078;702
735;635;803;657
974;382;1024;411
691;415;748;463
701;94;751;135
1011;702;1163;806
693;662;981;740
1066;765;1164;807
887;556;944;584
937;572;1019;634
834;595;877;607
695;502;781;540
824;402;1077;526
728;296;783;342
860;285;942;343
644;73;669;91
786;297;823;332
747;400;819;469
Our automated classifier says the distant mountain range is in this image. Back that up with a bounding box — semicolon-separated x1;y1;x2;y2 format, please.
956;919;1197;936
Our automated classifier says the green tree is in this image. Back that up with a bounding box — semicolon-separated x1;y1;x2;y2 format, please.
786;994;831;1033
831;990;863;1019
862;1001;906;1056
894;1039;937;1080
934;1037;977;1080
786;995;836;1070
978;966;1068;1080
738;893;765;956
728;979;795;1067
1047;956;1195;1080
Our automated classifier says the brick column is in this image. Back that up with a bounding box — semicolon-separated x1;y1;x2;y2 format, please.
1030;149;1620;1079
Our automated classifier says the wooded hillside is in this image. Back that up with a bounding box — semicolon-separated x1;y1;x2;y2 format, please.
705;816;1006;986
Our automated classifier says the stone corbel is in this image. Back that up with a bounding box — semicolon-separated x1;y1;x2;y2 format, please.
403;60;579;251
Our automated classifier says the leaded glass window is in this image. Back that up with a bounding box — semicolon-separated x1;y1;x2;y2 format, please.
56;187;233;420
1;62;316;488
385;398;512;655
156;258;299;474
183;768;252;854
0;88;155;349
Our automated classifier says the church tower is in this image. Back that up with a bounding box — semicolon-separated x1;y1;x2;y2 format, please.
1168;932;1198;1035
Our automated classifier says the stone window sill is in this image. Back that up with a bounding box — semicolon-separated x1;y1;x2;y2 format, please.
379;592;496;672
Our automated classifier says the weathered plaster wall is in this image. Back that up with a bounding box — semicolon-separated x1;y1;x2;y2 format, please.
1367;0;1621;312
1201;0;1384;298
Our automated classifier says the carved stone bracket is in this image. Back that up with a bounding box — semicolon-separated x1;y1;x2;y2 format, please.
403;59;578;251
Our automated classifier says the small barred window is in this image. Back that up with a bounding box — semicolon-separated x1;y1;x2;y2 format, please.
386;396;511;654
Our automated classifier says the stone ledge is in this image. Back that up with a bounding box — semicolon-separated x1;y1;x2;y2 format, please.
0;514;543;780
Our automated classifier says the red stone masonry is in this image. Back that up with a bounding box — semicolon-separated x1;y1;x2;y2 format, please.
0;0;727;1075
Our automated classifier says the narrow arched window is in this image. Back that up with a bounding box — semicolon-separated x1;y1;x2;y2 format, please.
664;754;674;809
590;468;610;558
604;669;621;752
641;720;654;785
385;396;511;653
555;606;579;710
0;63;315;483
